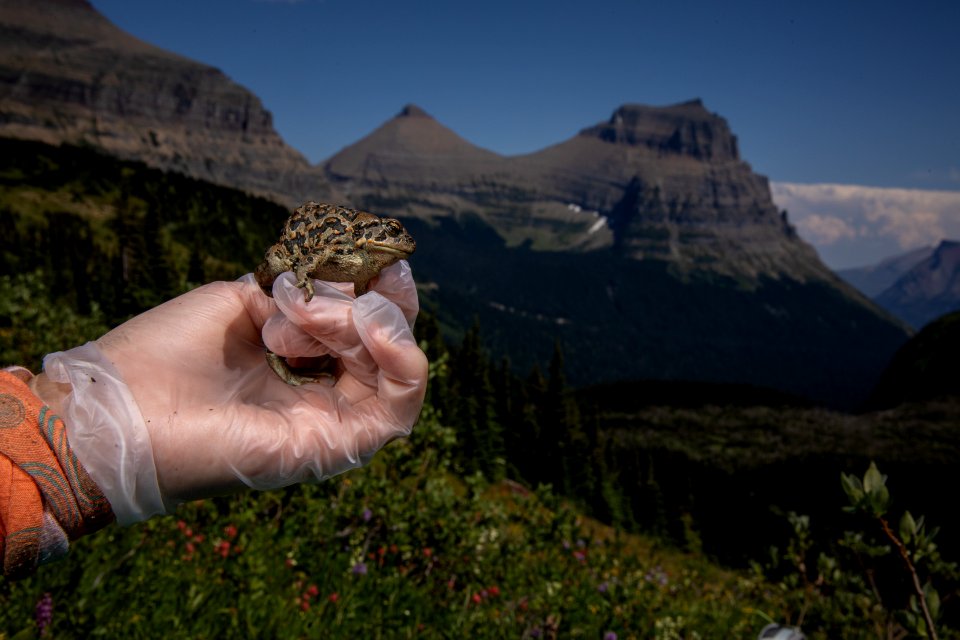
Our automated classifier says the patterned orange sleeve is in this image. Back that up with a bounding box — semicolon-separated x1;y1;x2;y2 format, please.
0;369;114;579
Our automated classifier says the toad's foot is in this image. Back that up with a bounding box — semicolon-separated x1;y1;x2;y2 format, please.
265;350;336;386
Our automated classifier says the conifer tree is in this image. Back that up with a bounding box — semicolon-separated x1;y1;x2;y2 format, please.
451;320;503;479
519;363;547;484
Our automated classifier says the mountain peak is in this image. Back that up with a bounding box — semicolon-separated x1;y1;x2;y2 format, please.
579;100;739;161
325;104;499;182
397;104;432;119
875;238;960;328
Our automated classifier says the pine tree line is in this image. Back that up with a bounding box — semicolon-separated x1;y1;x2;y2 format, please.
414;311;645;527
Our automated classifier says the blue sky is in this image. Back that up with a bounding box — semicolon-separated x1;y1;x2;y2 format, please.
90;0;958;189
89;0;960;267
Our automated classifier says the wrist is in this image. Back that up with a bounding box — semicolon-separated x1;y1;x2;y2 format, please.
27;372;72;419
43;342;171;524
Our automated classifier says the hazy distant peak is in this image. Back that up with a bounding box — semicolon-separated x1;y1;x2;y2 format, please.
397;104;433;119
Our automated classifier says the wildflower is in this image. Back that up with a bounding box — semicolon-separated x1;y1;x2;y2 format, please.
472;593;482;604
328;592;340;603
362;508;372;522
300;599;311;612
35;592;53;637
224;524;238;539
422;547;433;558
352;562;368;575
598;581;609;593
488;585;500;597
306;584;319;598
604;632;617;640
216;541;231;558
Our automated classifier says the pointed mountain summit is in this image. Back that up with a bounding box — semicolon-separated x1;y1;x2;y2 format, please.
325;104;501;187
0;0;328;204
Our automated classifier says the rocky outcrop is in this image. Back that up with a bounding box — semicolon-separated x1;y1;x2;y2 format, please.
578;100;739;160
0;0;330;205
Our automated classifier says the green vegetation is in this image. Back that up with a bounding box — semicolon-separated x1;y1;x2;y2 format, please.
0;136;289;370
1;139;958;637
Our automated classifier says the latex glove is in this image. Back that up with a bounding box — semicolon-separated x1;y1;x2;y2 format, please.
37;262;427;524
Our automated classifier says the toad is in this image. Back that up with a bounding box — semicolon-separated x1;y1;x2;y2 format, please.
255;202;416;385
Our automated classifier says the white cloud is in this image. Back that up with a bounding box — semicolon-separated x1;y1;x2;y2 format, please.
792;212;857;245
771;182;960;269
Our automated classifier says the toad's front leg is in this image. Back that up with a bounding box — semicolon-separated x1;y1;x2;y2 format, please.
292;256;321;303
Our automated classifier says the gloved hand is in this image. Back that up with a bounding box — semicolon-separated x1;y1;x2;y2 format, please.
35;262;427;524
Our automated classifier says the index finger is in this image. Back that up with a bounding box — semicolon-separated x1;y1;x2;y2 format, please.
352;293;428;432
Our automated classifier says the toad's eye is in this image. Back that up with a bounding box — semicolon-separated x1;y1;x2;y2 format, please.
383;220;403;235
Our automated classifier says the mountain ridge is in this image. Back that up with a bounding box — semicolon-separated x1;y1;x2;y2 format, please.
0;0;913;406
0;0;332;206
875;240;960;328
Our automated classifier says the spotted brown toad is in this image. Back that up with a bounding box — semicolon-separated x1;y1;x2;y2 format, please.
255;202;416;385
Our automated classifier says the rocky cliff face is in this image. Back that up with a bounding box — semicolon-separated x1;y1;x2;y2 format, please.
328;100;834;284
0;0;329;205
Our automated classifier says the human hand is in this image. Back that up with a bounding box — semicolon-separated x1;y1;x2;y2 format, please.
38;262;427;523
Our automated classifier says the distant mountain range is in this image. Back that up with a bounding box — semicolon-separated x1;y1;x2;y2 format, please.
839;241;960;329
837;246;936;297
0;0;913;407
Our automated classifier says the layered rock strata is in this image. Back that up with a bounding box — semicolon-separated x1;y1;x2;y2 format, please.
0;0;329;205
